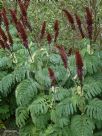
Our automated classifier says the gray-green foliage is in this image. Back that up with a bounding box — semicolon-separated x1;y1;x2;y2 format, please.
0;0;102;135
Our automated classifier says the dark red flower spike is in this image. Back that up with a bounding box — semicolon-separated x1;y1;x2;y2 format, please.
16;21;28;49
16;21;32;59
54;20;59;31
54;20;59;43
10;9;18;25
0;27;11;51
48;68;56;86
85;7;93;40
1;8;9;31
75;50;83;84
10;9;29;49
7;31;13;46
0;39;5;49
47;32;52;44
40;21;46;40
0;39;11;51
68;48;72;56
0;27;7;41
75;14;85;38
56;45;67;69
18;0;27;17
24;0;30;10
63;9;75;29
0;12;2;25
18;0;32;31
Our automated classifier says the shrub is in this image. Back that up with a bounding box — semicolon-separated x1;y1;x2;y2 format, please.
0;0;102;136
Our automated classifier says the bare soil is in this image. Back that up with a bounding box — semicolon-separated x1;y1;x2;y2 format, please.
0;129;19;136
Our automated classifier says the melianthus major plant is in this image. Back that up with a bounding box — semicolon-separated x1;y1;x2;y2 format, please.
0;0;102;136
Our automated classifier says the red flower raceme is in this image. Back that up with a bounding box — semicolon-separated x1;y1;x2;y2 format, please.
85;7;93;25
54;31;59;43
0;12;2;25
47;32;52;44
0;27;11;50
7;31;13;46
40;21;46;40
18;0;32;31
15;20;32;58
54;20;59;42
68;48;72;56
21;16;32;31
16;21;28;48
54;20;59;31
18;0;27;17
0;27;7;41
63;9;75;29
0;39;5;49
75;51;83;82
56;45;67;69
10;10;31;54
10;10;18;25
48;68;56;86
85;7;93;40
0;38;11;51
1;8;9;31
75;14;85;38
24;0;30;10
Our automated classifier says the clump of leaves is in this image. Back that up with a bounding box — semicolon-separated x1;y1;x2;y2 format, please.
0;1;102;136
